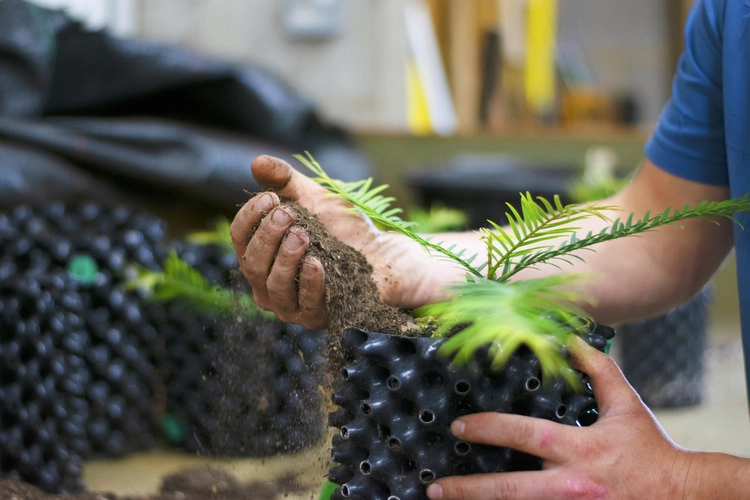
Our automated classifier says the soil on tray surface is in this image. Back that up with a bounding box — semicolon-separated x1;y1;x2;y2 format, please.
0;467;305;500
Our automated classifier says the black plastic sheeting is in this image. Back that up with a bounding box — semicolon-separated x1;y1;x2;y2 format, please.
0;0;371;211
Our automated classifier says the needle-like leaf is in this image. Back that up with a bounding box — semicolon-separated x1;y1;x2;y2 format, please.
126;250;274;320
301;153;750;388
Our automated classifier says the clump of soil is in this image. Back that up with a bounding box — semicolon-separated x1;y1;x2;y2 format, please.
0;466;303;500
286;200;415;374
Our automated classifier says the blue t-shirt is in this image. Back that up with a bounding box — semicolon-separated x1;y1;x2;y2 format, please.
644;0;750;398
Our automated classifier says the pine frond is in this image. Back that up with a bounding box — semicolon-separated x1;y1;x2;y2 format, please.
126;250;273;319
417;277;591;388
499;195;750;282
296;151;483;277
483;194;613;280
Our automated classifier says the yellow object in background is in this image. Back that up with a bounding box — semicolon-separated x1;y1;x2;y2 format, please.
407;58;433;136
525;0;558;116
404;0;457;136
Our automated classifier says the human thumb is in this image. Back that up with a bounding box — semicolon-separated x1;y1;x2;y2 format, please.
251;155;326;201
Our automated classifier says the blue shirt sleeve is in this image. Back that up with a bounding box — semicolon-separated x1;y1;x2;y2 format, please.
644;0;729;186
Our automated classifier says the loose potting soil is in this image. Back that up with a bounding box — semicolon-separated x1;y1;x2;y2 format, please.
283;201;414;378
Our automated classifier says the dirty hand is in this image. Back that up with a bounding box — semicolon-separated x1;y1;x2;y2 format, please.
426;339;703;499
230;155;440;329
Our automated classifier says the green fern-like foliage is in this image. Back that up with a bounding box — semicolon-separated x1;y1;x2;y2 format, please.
484;196;750;283
419;276;591;388
186;218;234;254
298;152;750;385
481;193;613;280
500;199;750;282
297;152;483;277
127;250;274;320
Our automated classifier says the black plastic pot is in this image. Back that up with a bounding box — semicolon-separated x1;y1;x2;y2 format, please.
619;286;711;408
327;325;614;500
407;155;577;229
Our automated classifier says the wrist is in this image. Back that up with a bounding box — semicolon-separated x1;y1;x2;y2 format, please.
370;233;467;308
675;451;750;499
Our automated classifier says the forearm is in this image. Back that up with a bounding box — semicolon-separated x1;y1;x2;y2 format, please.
370;230;480;307
406;167;732;324
557;160;733;324
680;451;750;499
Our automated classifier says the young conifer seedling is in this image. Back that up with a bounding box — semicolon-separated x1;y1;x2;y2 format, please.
296;151;750;388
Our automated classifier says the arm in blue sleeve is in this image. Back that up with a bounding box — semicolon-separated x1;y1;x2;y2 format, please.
644;0;728;186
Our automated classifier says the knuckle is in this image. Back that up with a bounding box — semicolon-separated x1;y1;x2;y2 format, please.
275;308;299;324
298;296;325;316
266;288;294;310
299;270;324;299
251;225;278;249
566;434;600;464
438;473;520;500
495;479;521;499
266;266;298;296
240;256;265;283
483;475;521;500
589;348;618;378
558;476;606;500
253;294;271;312
513;418;538;447
590;348;615;371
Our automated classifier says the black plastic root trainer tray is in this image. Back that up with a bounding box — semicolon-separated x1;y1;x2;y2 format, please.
327;325;614;500
0;201;330;493
619;286;711;408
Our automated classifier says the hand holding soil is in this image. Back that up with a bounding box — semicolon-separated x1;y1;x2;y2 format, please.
230;155;461;331
231;155;422;374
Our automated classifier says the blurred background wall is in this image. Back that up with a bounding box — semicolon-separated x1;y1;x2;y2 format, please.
27;0;696;135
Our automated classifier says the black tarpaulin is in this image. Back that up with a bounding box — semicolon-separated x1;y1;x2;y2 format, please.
0;0;370;211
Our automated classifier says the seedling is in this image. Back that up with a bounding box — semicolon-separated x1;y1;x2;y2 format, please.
298;151;750;387
126;220;273;321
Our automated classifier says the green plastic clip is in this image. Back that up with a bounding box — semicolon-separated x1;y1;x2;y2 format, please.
67;254;99;286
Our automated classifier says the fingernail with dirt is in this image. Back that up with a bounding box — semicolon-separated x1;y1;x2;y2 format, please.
257;192;275;213
284;231;304;252
271;207;292;227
